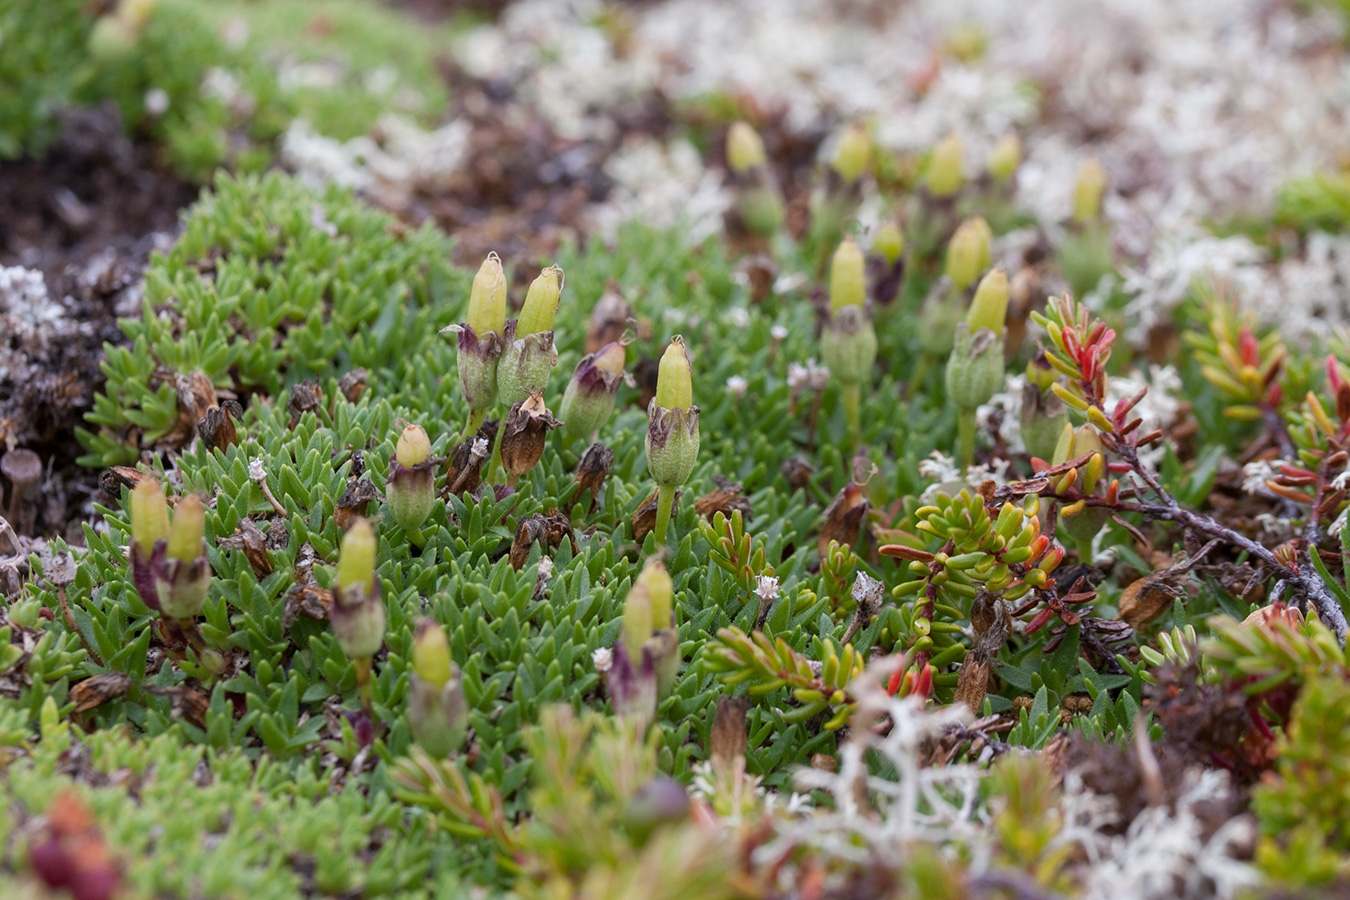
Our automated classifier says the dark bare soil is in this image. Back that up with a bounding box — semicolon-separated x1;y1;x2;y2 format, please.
0;104;197;543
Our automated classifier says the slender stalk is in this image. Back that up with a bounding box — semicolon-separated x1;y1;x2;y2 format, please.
842;381;862;452
958;409;977;471
355;656;374;716
464;407;486;440
653;484;677;544
486;423;505;484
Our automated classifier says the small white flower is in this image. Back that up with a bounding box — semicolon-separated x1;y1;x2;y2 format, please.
1332;466;1350;491
471;437;489;459
770;324;788;342
787;362;809;392
591;647;613;674
1241;460;1276;495
725;375;748;398
805;359;830;391
248;458;266;482
725;307;751;328
755;575;780;603
144;88;170;117
537;557;554;581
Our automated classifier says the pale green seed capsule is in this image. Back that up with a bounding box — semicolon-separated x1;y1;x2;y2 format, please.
466;253;507;337
517;266;562;336
337;519;377;595
925;134;965;197
131;478;170;555
167;494;204;563
412;619;453;689
829;238;866;312
966;268;1009;334
655;337;693;411
833;124;871;183
1073;158;1108;224
727;122;768;174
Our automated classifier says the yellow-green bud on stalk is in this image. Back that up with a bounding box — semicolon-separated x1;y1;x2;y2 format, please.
873;222;905;266
727;121;768;174
646;337;700;544
1052;424;1111;557
560;340;629;441
623;582;654;669
332;518;384;662
1073;158;1108;224
987;134;1022;183
1020;353;1067;462
917;278;965;358
408;619;467;758
387;424;436;544
924;134;965;198
945;217;991;290
130;478;169;556
498;266;563;406
966;268;1009;335
821;239;878;449
637;558;674;630
1063;159;1115;296
129;480;211;622
946;268;1010;468
635;557;680;697
832;124;871;184
442;254;508;431
726;122;784;237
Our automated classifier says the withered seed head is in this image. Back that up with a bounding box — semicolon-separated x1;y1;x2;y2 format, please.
338;368;369;403
500;393;562;480
818;481;869;559
574;443;614;498
287;381;323;426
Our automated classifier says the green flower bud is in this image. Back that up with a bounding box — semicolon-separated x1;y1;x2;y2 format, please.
167;494;204;563
918;283;965;357
829;238;866;312
467;253;506;338
560;341;628;440
924;134;965;197
411;618;452;688
623;582;653;669
444;254;509;410
388;424;436;537
408;619;467;758
1020;365;1067;462
1073;158;1107;223
517;265;562;337
966;268;1009;334
726;122;768;174
498;267;563;407
655;336;693;410
646;338;700;488
332;519;384;660
130;478;170;556
127;481;211;621
637;557;674;630
987;134;1022;183
945;217;991;289
945;321;1006;413
833;124;871;183
873;223;905;265
821;246;878;385
1026;350;1057;391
